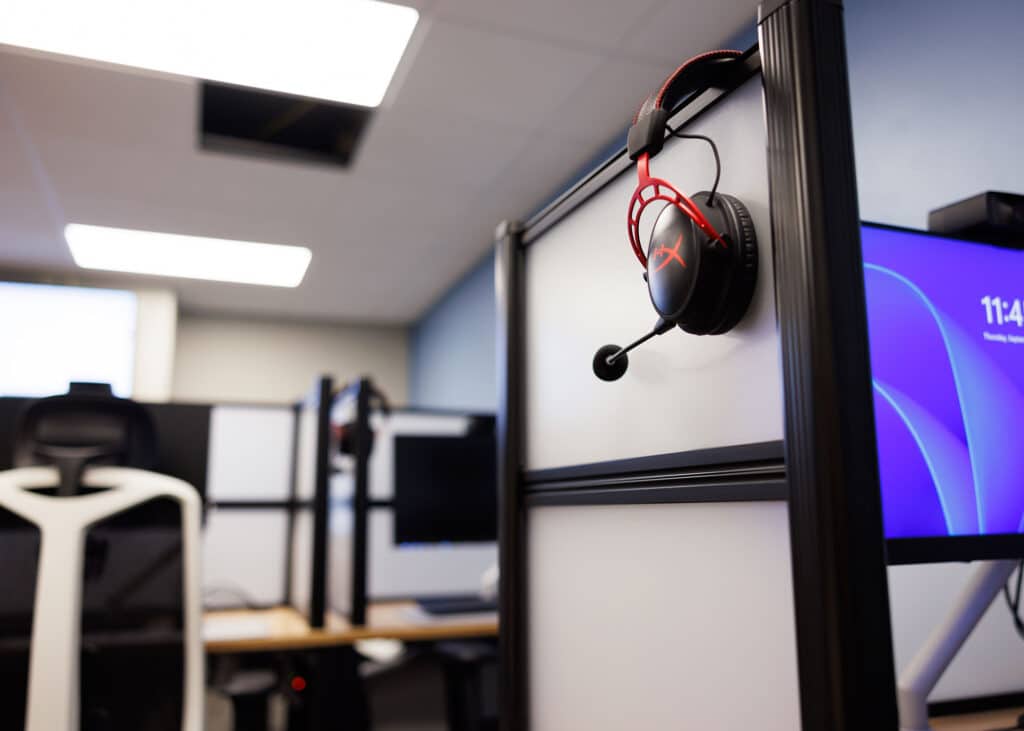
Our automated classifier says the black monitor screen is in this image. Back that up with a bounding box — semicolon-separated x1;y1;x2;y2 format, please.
393;435;497;545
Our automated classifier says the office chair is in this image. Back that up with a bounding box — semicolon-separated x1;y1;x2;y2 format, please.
0;384;203;731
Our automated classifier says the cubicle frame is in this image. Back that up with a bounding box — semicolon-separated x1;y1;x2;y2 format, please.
495;0;899;728
350;378;372;626
281;375;333;628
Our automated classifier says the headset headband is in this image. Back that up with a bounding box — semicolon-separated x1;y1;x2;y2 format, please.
627;49;744;162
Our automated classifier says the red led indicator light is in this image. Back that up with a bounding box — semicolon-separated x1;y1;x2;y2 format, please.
291;676;307;692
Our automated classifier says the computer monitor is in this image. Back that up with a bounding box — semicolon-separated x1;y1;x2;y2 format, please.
393;434;497;545
862;222;1024;563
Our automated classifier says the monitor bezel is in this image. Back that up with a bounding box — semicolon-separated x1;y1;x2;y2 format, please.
862;221;1024;564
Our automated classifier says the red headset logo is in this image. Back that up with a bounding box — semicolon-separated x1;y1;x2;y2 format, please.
628;153;725;269
653;233;687;272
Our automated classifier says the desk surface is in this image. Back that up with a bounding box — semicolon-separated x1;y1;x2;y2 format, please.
204;602;498;654
932;707;1023;730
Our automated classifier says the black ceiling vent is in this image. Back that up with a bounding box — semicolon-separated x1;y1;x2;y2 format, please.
199;81;372;168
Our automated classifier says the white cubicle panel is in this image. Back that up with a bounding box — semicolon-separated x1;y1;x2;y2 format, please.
203;404;295;607
528;502;801;730
203;509;287;608
328;473;354;615
206;405;294;501
519;73;801;730
293;401;319;502
888;563;1024;701
367;508;495;599
367;411;472;501
524;79;782;471
288;509;314;618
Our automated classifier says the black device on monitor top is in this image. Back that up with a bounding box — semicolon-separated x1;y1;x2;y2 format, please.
393;432;497;546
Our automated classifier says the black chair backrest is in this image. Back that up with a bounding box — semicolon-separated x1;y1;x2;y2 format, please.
13;383;157;496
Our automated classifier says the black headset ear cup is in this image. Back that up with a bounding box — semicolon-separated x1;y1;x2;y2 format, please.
672;191;758;336
707;191;758;334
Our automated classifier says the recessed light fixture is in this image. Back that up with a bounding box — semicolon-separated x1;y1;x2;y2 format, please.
2;0;419;107
65;224;312;288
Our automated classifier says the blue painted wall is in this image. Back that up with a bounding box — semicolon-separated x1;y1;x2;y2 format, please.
408;253;497;411
846;0;1024;228
408;0;1024;410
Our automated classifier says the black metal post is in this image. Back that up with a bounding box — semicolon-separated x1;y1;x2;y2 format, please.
759;0;899;727
350;377;372;626
495;220;528;731
309;375;333;629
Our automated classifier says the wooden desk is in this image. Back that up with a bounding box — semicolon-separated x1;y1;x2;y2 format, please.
932;707;1024;730
204;601;499;654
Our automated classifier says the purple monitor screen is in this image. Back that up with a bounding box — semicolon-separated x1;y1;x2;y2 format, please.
863;224;1024;542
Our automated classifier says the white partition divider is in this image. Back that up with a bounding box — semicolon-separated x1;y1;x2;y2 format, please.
328;475;355;615
202;404;297;607
524;79;783;471
515;70;802;730
293;402;320;502
289;509;314;618
203;509;288;608
206;405;294;501
529;502;800;730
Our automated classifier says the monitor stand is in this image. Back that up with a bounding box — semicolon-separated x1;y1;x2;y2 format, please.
898;559;1019;731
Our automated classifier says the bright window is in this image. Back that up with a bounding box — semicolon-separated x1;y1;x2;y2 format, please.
0;282;137;398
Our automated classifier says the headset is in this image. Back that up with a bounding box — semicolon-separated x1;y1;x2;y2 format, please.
593;50;760;382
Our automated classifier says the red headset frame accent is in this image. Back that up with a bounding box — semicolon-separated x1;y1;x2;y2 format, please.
626;49;743;268
628;152;725;268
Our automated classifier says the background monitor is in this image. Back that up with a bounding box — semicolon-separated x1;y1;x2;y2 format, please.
863;222;1024;563
393;434;497;545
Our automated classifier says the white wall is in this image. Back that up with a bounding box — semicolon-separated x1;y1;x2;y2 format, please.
171;313;409;404
846;0;1024;229
889;563;1024;702
132;288;177;402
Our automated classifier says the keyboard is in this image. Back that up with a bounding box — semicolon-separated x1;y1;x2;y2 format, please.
415;596;498;616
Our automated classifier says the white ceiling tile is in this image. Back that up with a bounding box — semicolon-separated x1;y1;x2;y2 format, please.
556;55;681;150
0;0;761;324
385;20;605;131
614;0;758;66
434;0;663;54
476;129;616;226
356;104;532;190
0;50;194;150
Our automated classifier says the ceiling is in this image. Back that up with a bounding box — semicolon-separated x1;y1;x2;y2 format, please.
0;0;756;325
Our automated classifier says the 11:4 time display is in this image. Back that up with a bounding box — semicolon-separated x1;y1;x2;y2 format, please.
982;296;1024;326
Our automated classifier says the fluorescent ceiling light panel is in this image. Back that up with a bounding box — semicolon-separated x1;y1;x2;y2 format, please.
65;224;312;288
2;0;419;107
